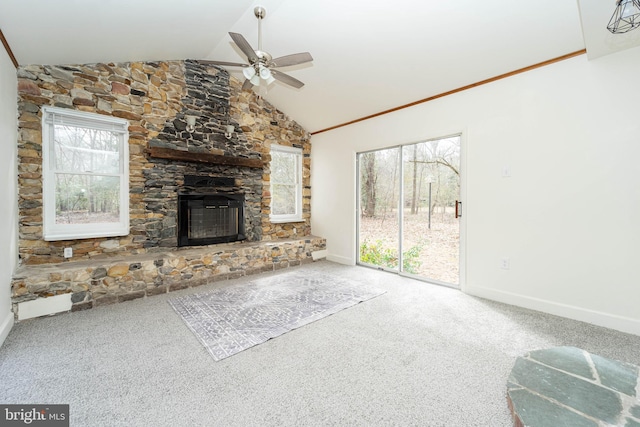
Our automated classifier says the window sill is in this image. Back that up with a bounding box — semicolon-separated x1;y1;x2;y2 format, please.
43;227;129;242
270;217;305;224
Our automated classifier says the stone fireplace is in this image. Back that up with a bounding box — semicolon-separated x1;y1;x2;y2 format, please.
11;58;324;318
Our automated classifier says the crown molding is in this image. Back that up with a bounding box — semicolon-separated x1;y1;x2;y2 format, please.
0;28;19;69
312;49;587;135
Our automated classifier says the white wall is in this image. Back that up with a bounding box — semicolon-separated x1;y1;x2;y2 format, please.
311;47;640;336
0;47;17;346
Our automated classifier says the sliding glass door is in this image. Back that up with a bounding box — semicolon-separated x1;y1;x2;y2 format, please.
357;135;461;286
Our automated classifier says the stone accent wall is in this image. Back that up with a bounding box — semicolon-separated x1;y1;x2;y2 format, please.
15;59;312;266
11;237;326;316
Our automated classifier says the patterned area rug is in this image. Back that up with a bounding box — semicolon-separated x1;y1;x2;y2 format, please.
168;271;386;361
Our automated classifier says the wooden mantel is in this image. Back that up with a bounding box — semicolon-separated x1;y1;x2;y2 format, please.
147;147;264;168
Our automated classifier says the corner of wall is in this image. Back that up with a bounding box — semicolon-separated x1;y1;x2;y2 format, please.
0;36;18;348
326;254;355;265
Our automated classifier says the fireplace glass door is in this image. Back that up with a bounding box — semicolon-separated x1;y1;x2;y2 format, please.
178;194;245;247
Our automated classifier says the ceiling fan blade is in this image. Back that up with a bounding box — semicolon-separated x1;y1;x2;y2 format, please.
271;52;313;68
271;70;305;89
242;79;254;91
197;60;249;67
229;32;259;63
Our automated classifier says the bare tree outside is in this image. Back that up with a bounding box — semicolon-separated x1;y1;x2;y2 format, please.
358;136;460;284
271;150;298;215
53;124;121;224
360;152;377;218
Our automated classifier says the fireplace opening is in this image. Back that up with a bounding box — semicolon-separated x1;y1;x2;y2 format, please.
177;193;246;247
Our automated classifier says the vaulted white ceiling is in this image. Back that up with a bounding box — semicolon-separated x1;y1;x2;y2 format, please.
1;0;638;133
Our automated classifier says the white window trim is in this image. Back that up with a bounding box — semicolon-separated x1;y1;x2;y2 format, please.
42;106;130;241
270;144;303;223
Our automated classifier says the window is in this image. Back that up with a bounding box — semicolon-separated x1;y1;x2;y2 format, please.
42;106;130;241
270;144;303;223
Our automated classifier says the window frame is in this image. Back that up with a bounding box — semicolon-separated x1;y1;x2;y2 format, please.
41;106;130;241
269;144;303;223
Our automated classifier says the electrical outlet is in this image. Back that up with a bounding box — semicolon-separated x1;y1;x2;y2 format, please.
502;166;511;178
500;258;510;270
63;248;73;258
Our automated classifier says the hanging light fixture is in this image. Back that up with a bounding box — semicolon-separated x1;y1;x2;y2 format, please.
242;66;256;80
259;65;275;84
242;63;276;87
607;0;640;34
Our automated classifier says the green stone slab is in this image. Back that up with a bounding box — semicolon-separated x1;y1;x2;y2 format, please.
631;405;640;419
507;381;522;390
590;353;639;397
510;357;622;424
626;418;640;427
508;388;597;427
528;346;595;380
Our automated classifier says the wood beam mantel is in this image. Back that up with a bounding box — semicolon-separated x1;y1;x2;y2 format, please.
146;147;264;168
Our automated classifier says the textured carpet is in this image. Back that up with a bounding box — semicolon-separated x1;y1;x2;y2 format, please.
168;271;386;361
3;262;640;426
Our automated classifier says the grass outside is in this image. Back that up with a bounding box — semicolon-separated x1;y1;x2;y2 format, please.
359;208;459;285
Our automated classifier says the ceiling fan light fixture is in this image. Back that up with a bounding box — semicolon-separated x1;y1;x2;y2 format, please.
243;66;256;80
250;74;261;86
259;65;272;80
607;0;640;34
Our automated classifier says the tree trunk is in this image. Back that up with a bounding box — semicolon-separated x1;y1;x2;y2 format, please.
362;152;377;217
411;145;418;214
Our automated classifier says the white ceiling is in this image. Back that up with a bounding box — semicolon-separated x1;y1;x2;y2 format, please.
1;0;638;133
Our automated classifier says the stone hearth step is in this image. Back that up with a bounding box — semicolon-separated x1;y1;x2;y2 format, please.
11;237;326;321
507;346;640;427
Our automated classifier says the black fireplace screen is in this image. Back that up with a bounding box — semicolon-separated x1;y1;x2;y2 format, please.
178;194;246;247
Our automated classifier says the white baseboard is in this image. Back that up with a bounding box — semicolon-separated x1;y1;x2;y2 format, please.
326;254;355;265
0;310;14;348
465;285;640;337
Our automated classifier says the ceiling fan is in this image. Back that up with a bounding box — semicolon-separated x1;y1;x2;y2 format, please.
199;6;313;91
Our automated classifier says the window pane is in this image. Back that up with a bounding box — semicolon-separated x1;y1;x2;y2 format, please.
54;125;120;174
272;184;296;215
55;174;120;224
271;151;297;184
357;148;401;272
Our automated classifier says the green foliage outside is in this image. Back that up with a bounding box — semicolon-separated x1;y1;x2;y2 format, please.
359;239;424;274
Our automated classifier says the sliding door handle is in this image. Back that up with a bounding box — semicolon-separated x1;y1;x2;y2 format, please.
455;200;462;218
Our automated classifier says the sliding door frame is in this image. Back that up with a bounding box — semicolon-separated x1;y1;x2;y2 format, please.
356;132;466;289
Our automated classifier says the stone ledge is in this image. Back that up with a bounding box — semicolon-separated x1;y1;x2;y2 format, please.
11;236;326;320
507;346;640;427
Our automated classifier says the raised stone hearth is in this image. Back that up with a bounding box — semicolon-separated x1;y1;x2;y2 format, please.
507;346;640;427
11;237;326;320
